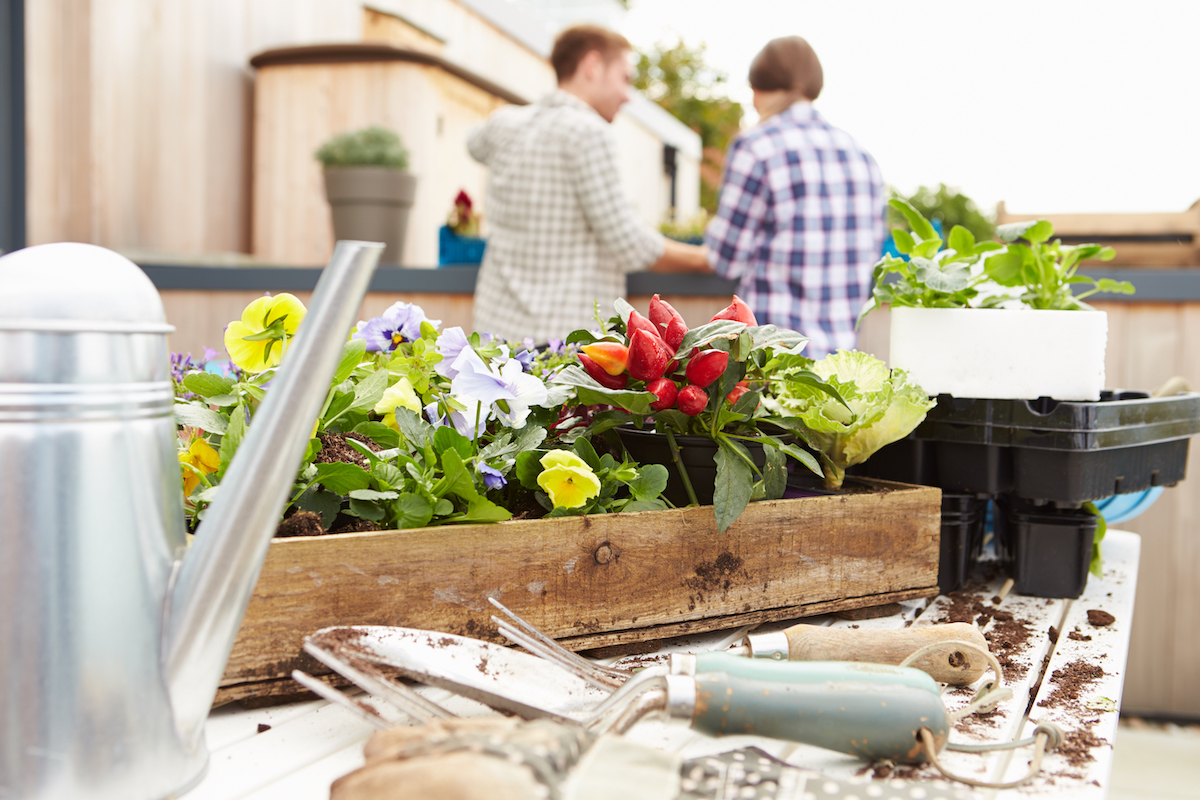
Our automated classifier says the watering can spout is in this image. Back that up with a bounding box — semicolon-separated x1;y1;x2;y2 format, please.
162;241;383;746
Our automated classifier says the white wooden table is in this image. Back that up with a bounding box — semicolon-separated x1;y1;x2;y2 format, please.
191;530;1141;800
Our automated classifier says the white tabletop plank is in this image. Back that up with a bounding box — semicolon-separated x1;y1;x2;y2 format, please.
194;531;1141;799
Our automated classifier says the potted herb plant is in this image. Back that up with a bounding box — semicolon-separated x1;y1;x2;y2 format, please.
439;190;487;267
859;200;1134;401
315;126;416;264
555;295;934;532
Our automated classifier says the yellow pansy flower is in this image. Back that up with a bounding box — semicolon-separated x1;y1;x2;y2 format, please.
224;293;307;373
375;377;422;432
179;435;221;496
537;450;601;509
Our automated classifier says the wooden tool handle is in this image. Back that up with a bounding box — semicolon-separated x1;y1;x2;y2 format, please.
784;623;990;685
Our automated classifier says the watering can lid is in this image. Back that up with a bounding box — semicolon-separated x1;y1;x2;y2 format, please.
0;243;173;333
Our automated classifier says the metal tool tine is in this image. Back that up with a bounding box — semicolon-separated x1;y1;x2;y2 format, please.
487;597;628;683
290;670;390;730
495;621;622;692
303;640;457;722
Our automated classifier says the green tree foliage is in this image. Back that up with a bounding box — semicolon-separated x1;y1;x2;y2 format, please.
634;40;743;214
889;184;995;243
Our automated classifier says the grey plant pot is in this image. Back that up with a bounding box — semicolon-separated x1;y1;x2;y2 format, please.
322;167;417;264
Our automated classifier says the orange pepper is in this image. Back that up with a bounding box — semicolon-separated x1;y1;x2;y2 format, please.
580;342;629;375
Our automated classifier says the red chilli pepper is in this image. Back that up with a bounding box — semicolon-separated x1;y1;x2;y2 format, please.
578;353;629;389
646;377;678;411
627;309;661;340
711;295;758;326
626;329;674;382
726;380;750;405
648;294;680;328
685;350;729;389
663;315;689;350
677;385;708;416
580;342;629;376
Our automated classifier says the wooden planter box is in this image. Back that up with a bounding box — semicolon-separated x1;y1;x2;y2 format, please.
216;479;941;705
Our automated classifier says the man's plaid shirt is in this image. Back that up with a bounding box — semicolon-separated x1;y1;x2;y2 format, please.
705;102;885;359
468;91;664;343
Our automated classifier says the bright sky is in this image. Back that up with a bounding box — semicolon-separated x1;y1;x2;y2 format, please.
619;0;1200;216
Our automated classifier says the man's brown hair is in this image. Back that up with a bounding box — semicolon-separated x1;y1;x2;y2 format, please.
551;24;631;83
748;36;823;101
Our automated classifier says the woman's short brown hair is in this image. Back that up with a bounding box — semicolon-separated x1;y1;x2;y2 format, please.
748;36;823;101
551;24;631;83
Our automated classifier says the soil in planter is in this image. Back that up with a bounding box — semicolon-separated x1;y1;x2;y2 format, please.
315;431;381;469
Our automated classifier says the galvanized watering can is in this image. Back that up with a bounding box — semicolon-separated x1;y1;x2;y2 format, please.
0;240;383;799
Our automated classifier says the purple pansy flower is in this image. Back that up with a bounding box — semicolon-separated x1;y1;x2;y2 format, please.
478;463;507;490
435;327;472;378
353;302;441;352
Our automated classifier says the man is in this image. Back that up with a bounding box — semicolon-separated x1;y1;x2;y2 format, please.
705;36;885;359
468;25;710;343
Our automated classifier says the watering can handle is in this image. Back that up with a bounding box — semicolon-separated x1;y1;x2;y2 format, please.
690;671;949;764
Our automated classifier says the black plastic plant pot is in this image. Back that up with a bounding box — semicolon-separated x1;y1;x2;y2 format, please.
613;426;765;507
938;494;987;593
848;436;939;486
993;498;1098;599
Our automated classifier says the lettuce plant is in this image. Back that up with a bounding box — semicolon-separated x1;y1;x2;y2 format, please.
763;350;936;489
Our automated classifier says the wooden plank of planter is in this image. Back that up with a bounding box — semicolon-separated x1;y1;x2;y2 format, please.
216;479;940;705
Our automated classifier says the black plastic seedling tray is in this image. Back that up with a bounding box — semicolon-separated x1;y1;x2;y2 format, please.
993;498;1100;599
857;391;1200;506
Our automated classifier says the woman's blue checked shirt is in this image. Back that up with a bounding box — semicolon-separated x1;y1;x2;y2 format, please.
705;102;885;359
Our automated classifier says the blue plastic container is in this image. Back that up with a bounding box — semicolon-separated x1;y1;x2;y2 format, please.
438;226;486;267
881;219;943;259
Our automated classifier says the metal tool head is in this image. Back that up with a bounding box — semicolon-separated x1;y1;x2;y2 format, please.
305;626;610;722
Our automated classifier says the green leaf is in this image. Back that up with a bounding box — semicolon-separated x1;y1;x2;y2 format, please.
392;407;433;449
572;437;603;471
625;463;669;502
349;368;390;413
947;225;975;255
1083;501;1107;577
984;248;1027;286
914;258;972;293
890;228;915;255
371;462;405;491
776;442;823;478
911;239;942;260
334;339;368;385
324;390;354;424
714;439;754;533
293;486;342;528
621;498;669;512
348;489;400;501
463;496;512;523
353;421;401;449
182;373;236;399
553;365;655;414
747;325;807;355
888;198;937;242
432;425;474;459
677;319;747;354
314;462;372;494
1094;278;1136;295
346;498;386;522
174;402;229;435
996;219;1053;244
216;403;247;479
433;498;454;516
392;493;433;529
762;444;787;500
439;448;480;501
613;297;636;328
515;451;544;490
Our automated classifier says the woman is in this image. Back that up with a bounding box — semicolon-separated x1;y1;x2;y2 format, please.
705;36;885;359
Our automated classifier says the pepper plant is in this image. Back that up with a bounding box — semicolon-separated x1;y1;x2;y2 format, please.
554;295;844;533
